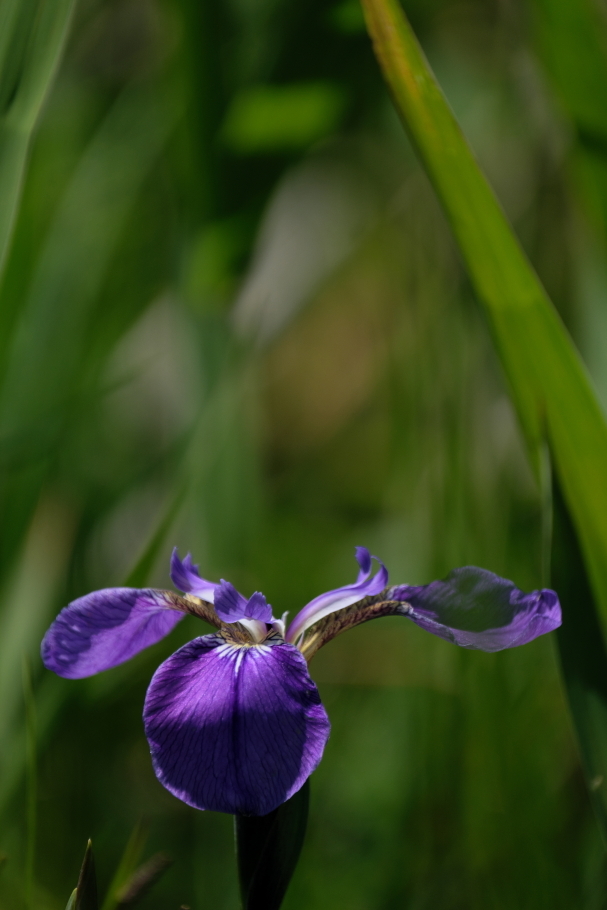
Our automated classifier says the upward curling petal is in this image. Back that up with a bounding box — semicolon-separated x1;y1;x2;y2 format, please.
214;581;249;623
355;546;372;580
144;634;330;815
41;588;185;678
392;566;561;651
245;592;273;623
170;549;219;602
286;547;389;644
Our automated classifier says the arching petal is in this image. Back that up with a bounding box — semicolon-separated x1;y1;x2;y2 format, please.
391;566;562;651
355;546;371;580
245;592;273;623
214;580;248;622
170;549;219;602
286;548;388;644
144;634;330;816
41;589;187;679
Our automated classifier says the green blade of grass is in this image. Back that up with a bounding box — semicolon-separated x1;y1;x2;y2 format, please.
0;0;75;274
360;0;607;626
0;83;179;578
22;658;36;910
0;82;178;450
99;823;147;910
360;0;607;834
74;841;98;910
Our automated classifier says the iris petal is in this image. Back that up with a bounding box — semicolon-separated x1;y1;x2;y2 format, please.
41;588;185;678
214;580;249;623
355;546;372;580
286;548;389;644
391;566;561;651
143;634;330;816
245;592;273;623
170;549;218;602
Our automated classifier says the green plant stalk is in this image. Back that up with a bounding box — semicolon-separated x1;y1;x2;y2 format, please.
360;0;607;626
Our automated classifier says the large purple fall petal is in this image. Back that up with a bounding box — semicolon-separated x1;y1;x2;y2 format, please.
41;588;185;678
391;567;561;651
286;547;389;643
144;634;331;816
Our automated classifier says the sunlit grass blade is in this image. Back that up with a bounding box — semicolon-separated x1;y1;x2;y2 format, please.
360;0;607;837
0;83;178;451
360;0;607;622
0;0;75;274
0;83;179;580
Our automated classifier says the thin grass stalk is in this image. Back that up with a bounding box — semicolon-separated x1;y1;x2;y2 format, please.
22;658;36;910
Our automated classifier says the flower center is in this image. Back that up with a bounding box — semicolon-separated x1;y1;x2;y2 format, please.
220;623;283;647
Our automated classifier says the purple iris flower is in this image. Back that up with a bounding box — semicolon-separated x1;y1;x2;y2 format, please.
41;547;561;816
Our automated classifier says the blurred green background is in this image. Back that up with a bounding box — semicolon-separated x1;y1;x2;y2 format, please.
2;0;607;906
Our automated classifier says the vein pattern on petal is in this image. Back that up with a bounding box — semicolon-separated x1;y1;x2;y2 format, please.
41;588;186;678
144;634;330;816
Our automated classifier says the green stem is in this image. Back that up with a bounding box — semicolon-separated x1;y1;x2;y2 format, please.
22;658;36;910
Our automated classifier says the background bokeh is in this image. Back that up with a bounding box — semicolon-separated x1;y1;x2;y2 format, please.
2;0;607;907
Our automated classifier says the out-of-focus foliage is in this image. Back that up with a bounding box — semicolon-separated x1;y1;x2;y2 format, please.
1;0;607;908
0;0;75;272
360;0;607;843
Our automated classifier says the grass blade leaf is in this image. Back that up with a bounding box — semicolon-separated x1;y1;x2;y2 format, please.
0;0;75;273
75;841;98;910
360;0;607;842
360;0;607;620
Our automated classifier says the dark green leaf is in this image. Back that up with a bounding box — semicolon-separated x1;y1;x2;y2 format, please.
530;0;607;242
553;479;607;838
74;840;98;910
530;0;607;142
235;780;309;910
